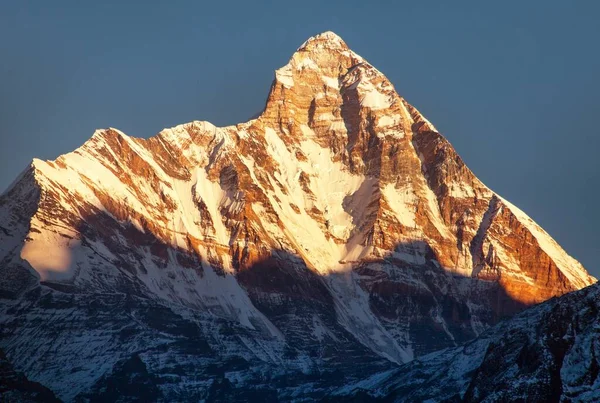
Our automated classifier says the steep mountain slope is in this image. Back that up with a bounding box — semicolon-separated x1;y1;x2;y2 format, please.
0;348;60;402
332;281;600;402
0;31;595;400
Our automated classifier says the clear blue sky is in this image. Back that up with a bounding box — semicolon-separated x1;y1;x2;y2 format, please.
1;1;599;277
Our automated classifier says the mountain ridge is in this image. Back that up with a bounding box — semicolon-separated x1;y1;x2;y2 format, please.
331;280;600;402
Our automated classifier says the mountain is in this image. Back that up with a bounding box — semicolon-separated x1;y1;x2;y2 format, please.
0;31;595;400
331;281;600;402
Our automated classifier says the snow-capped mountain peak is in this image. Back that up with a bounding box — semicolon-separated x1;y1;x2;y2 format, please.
298;31;349;50
0;31;595;401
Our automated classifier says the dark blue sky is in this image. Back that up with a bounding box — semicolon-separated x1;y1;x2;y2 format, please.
1;1;599;277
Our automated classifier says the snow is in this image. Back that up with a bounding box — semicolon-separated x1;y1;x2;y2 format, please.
421;178;453;239
23;127;233;282
36;136;283;332
157;124;192;155
240;126;416;363
136;246;282;337
561;326;600;399
377;115;398;128
342;63;395;111
316;112;336;121
333;368;397;397
499;196;595;288
1;30;597;402
22;143;167;281
359;82;393;110
297;137;365;242
297;31;346;51
448;183;476;198
341;49;365;63
329;120;346;132
382;183;417;228
191;167;230;247
250;125;375;273
430;305;456;345
322;76;339;88
275;64;294;88
294;55;318;70
466;301;486;337
119;129;171;176
420;116;438;132
376;114;404;138
21;228;77;281
327;271;414;364
311;314;338;342
300;125;314;137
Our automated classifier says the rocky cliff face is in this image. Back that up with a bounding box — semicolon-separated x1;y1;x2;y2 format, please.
0;31;595;400
332;281;600;402
0;348;59;402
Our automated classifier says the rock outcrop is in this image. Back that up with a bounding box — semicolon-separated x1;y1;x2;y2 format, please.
332;281;600;402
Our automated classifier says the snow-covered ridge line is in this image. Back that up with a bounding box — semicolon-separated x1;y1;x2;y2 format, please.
498;195;595;288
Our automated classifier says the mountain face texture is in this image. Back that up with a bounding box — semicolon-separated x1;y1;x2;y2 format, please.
0;31;595;401
0;348;59;402
332;281;600;402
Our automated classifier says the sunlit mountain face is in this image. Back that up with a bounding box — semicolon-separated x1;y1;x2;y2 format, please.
0;32;595;401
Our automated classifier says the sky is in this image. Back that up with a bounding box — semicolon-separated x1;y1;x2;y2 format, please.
1;1;599;277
